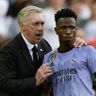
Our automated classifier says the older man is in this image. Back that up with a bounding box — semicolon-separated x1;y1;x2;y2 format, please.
0;5;53;96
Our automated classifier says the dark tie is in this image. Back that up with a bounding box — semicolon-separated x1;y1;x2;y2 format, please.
32;46;39;66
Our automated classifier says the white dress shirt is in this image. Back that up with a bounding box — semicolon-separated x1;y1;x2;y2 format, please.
21;33;37;59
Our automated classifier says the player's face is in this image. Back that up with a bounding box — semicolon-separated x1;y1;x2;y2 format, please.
55;17;77;45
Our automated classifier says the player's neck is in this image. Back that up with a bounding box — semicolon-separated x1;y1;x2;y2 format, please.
58;44;74;53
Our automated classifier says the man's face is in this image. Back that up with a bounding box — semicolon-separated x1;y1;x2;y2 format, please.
21;13;44;44
55;17;77;45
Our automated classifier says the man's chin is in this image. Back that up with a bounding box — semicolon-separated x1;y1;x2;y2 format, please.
63;40;74;45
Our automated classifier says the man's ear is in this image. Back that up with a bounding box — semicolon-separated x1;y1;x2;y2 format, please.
55;27;58;34
20;24;25;32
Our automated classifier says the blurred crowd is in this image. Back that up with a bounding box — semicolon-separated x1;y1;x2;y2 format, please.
0;0;96;49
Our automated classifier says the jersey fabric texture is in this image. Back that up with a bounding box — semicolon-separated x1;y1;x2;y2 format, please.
43;45;96;96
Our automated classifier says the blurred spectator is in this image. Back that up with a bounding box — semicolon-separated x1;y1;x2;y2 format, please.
0;0;9;47
0;0;9;16
67;0;90;28
79;0;91;20
84;0;96;48
6;0;33;39
32;0;48;8
7;0;32;17
0;18;9;47
43;0;66;50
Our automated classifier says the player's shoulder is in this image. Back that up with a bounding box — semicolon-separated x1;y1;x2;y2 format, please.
45;50;57;58
78;45;96;52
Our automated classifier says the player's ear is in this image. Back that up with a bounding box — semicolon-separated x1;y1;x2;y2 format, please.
55;27;58;35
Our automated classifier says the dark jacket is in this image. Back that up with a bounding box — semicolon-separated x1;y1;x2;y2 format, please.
0;33;52;96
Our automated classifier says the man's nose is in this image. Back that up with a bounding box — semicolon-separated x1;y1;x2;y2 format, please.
65;28;71;34
38;24;44;30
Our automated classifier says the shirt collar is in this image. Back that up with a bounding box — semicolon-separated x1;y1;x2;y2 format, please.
21;33;37;50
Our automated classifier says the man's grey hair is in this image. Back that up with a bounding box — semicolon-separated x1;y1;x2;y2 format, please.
17;5;43;25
